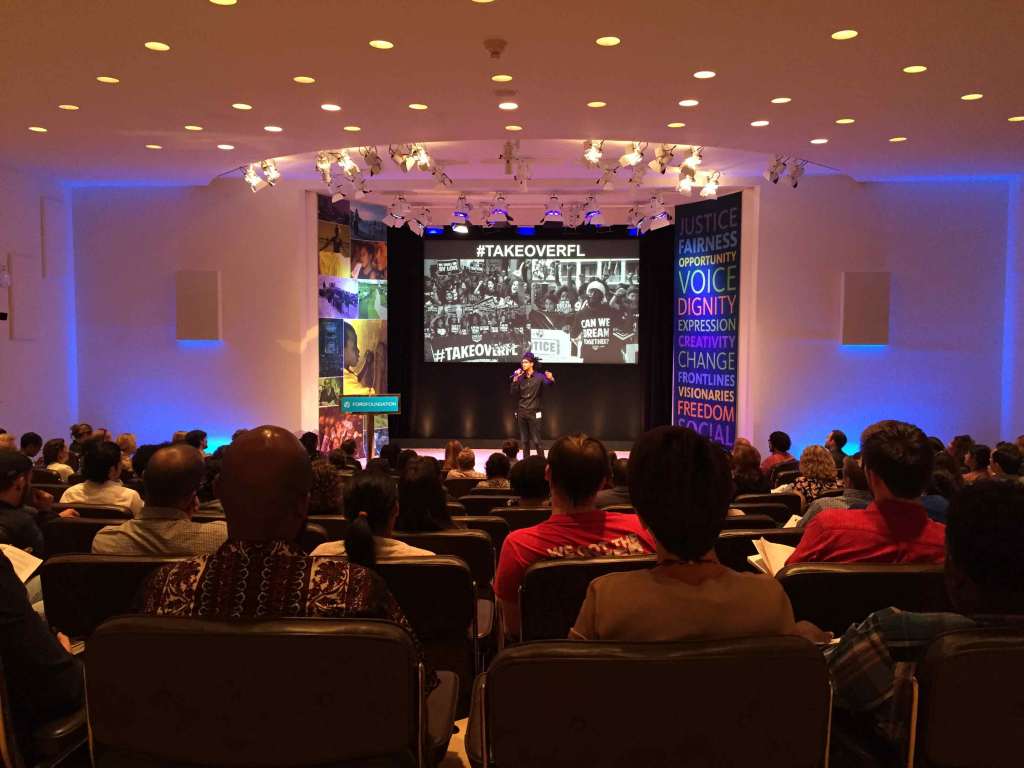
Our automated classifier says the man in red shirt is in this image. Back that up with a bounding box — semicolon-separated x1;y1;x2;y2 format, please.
759;430;795;475
788;420;945;565
494;434;655;637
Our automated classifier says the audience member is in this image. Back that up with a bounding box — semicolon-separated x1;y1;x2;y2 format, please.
962;444;991;483
502;439;520;464
760;430;794;475
1016;434;1024;454
927;436;946;455
829;481;1024;746
787;420;945;565
378;443;401;472
572;426;825;643
184;429;208;456
131;442;166;477
800;457;872;526
921;470;960;523
0;451;76;554
396;457;461;532
171;430;188;443
144;427;418;631
92;444;227;555
447;447;485;479
442;439;464;471
41;439;75;482
94;427;112;443
330;438;363;472
396;448;418;475
990;443;1023;482
19;432;42;462
312;471;433;560
197;457;223;512
299;431;321;461
784;445;841;508
731;443;767;496
60;440;144;516
115;432;137;476
0;432;13;451
947;434;973;470
825;429;848;470
495;434;655;636
477;452;512;489
0;552;83;758
308;459;344;516
594;458;631;508
67;423;92;469
508;455;550;507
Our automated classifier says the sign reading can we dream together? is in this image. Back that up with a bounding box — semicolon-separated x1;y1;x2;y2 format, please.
672;192;741;447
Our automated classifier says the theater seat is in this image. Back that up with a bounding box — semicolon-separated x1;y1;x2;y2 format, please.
0;658;86;768
721;513;777;530
485;506;550;532
32;483;67;502
519;556;657;641
715;528;805;573
734;493;802;521
297;521;328;553
911;627;1024;768
458;516;510;558
31;468;63;485
85;615;456;767
445;478;481;498
465;486;514;497
459;495;515;516
731;501;791;524
41;517;124;556
768;460;800;487
467;636;832;768
53;503;130;519
776;563;950;635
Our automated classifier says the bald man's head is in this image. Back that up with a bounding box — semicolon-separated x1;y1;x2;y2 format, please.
218;425;313;541
144;444;205;509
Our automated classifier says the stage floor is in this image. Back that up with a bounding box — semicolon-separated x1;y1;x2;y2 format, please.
406;444;631;461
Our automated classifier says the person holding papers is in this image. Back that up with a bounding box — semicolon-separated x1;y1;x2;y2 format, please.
570;426;828;643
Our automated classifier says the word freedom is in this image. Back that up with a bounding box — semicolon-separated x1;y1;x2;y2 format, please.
473;243;589;259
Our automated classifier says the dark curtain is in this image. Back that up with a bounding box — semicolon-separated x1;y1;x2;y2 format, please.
639;225;675;430
386;226;424;439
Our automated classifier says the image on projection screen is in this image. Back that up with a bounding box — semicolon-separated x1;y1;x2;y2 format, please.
424;239;639;364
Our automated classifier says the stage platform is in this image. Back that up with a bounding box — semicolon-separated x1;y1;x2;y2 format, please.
394;440;633;460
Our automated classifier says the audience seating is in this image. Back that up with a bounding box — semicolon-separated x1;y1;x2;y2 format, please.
0;658;86;768
297;522;328;553
774;469;801;486
776;563;951;635
457;516;510;557
485;506;551;532
518;556;657;641
307;515;347;541
446;500;466;516
53;503;130;519
32;484;67;502
466;486;514;497
721;513;777;530
30;468;62;485
41;517;122;556
85;616;457;767
734;493;802;521
393;530;494;592
445;477;481;499
602;505;634;513
40;555;183;638
730;501;790;523
714;528;804;573
459;495;515;516
767;459;800;488
910;628;1024;768
466;636;832;768
66;475;84;487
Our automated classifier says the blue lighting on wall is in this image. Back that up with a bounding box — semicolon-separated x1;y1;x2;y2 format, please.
176;339;224;348
424;227;444;235
516;226;536;236
628;227;639;237
205;435;233;452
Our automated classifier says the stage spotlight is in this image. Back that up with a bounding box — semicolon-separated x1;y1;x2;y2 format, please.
389;144;410;171
699;171;720;197
315;151;334;185
408;207;430;237
500;140;520;174
627;164;645;188
361;146;383;176
432;164;453;187
563;201;584;229
514;161;531;190
764;154;787;184
682;146;703;170
676;165;695;194
243;163;262;192
596;166;617;190
583;194;604;227
452;223;469;234
338;149;360;177
626;205;642;229
618;141;646;167
787;160;806;188
645;195;673;231
452;193;473;228
540;194;564;226
649;144;676;174
486;194;513;227
583;140;604;167
261;159;280;185
383;194;411;228
403;143;431;172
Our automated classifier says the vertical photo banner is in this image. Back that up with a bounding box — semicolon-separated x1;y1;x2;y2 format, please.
672;192;741;446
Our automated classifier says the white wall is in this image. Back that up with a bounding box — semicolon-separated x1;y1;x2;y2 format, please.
1001;178;1023;439
71;181;317;446
0;165;77;443
746;175;1011;453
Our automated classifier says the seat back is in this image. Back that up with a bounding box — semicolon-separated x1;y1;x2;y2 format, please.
458;516;510;558
519;556;657;641
735;493;802;520
444;477;480;498
54;503;131;519
32;483;67;502
446;500;466;516
393;529;495;589
768;460;800;487
486;506;551;531
306;515;348;541
482;637;831;768
465;486;513;497
31;468;62;486
40;555;184;638
459;494;515;516
715;528;805;572
914;628;1024;768
297;522;328;553
774;469;801;486
730;502;791;524
86;616;421;767
776;563;951;635
41;517;124;556
721;514;777;530
0;657;26;768
818;488;844;499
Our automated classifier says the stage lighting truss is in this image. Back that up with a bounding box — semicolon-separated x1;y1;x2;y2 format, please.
540;194;563;225
618;141;647;167
699;170;721;197
648;144;676;174
582;139;604;168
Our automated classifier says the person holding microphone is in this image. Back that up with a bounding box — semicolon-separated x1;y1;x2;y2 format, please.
510;352;555;458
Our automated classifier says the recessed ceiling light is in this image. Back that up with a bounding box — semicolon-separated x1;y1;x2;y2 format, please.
144;41;171;52
472;0;496;3
263;125;283;132
231;102;252;110
209;0;237;5
835;117;856;124
184;125;203;131
595;36;621;47
889;136;908;142
96;75;120;84
1009;116;1024;122
321;103;341;112
369;40;394;49
498;101;518;110
903;65;927;74
28;126;47;133
491;74;512;82
666;121;685;128
961;92;984;101
293;75;315;84
217;144;235;150
145;144;163;149
408;103;429;110
504;124;523;131
678;99;699;107
343;125;361;132
750;120;770;127
810;138;829;144
831;29;858;40
58;104;79;111
770;97;791;104
586;101;607;108
693;70;716;79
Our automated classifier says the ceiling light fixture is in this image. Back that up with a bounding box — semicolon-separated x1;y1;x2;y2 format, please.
321;103;341;111
831;29;858;40
682;146;703;169
648;144;676;173
540;194;563;226
452;194;473;230
491;74;513;82
582;194;604;227
243;163;262;191
961;93;983;101
595;36;621;47
498;101;518;110
261;159;281;185
96;76;120;84
582;139;604;167
667;121;685;128
361;146;383;176
699;171;721;197
504;124;523;131
408;103;429;110
499;140;520;174
693;70;716;79
145;144;162;150
809;138;829;144
315;152;334;186
587;101;607;108
641;195;673;233
1008;116;1024;123
293;76;315;84
764;155;787;184
888;136;908;142
486;194;513;227
750;120;770;127
835;118;855;124
597;165;618;190
343;125;361;132
217;144;235;150
369;40;394;49
338;149;361;177
678;99;699;107
232;103;252;110
903;65;927;74
58;104;79;111
144;41;171;51
618;141;646;167
383;195;412;228
209;0;237;5
28;126;47;133
263;125;283;132
770;97;791;104
677;174;694;195
184;125;203;131
786;161;805;188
